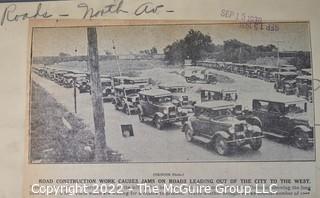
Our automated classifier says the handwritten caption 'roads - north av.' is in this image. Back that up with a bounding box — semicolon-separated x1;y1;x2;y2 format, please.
0;0;175;26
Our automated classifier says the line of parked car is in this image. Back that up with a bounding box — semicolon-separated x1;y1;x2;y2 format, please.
33;64;314;156
195;60;313;102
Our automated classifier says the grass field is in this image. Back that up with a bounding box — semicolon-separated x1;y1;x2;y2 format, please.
30;82;124;163
49;59;167;77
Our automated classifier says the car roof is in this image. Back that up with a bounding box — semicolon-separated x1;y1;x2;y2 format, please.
201;87;237;93
281;64;296;68
73;73;86;78
296;75;312;80
113;76;148;81
126;76;148;81
101;78;112;82
100;74;111;78
244;64;258;67
302;68;312;73
159;83;186;88
195;101;235;109
63;73;75;77
114;84;141;90
113;76;128;80
54;70;69;74
253;96;306;104
139;88;172;97
276;71;297;76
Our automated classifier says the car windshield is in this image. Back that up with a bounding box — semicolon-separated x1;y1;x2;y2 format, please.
282;75;297;80
223;92;237;101
101;81;112;87
285;103;305;114
151;96;173;103
125;89;140;96
167;87;185;93
209;108;232;119
127;96;138;102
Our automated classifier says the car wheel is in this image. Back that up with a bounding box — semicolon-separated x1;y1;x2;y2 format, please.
138;113;144;122
250;133;262;151
185;127;194;142
137;109;144;122
122;130;130;137
124;106;130;115
214;135;230;155
293;130;309;149
154;117;163;130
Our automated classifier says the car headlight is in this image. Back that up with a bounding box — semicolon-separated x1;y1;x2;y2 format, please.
163;109;168;114
229;126;235;133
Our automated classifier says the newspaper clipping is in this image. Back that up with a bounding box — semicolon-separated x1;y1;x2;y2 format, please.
25;20;316;197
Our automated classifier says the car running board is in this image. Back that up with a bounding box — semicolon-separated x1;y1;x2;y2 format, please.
192;135;212;143
263;131;285;138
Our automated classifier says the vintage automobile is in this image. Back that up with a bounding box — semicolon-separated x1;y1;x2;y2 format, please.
62;73;76;88
204;71;217;84
200;88;238;102
184;70;217;84
113;85;141;115
184;70;203;83
47;68;57;81
301;68;312;76
274;72;298;95
244;65;259;78
76;75;91;93
123;77;150;88
100;75;113;102
137;89;188;129
241;98;314;149
263;66;279;82
113;76;150;89
53;71;69;85
182;101;263;155
264;71;278;82
280;64;297;72
296;75;312;102
158;84;195;111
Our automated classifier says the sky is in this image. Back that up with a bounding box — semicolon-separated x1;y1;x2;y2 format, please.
32;22;311;57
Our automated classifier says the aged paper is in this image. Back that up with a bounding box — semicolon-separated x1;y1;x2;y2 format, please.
0;0;319;197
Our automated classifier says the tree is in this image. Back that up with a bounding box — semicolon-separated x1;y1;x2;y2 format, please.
150;47;158;55
164;39;186;64
184;29;212;63
164;29;212;64
288;51;311;69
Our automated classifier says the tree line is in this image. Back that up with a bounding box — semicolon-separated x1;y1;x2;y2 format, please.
163;29;311;69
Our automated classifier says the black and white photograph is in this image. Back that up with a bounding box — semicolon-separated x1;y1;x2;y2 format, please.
29;22;315;163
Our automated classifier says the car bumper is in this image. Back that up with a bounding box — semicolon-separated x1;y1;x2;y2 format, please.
128;106;139;111
285;88;296;94
307;138;314;144
102;95;113;100
161;116;188;123
226;135;264;144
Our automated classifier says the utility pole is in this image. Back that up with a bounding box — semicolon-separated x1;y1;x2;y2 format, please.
274;40;284;72
112;40;121;76
73;76;77;113
87;27;107;162
238;47;242;63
